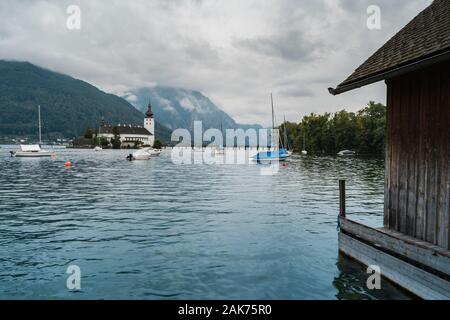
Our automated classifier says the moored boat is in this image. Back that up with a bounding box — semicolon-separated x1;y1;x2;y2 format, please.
253;94;289;162
337;150;356;157
128;148;151;160
127;147;161;161
149;148;162;156
281;116;293;157
10;105;56;158
10;144;56;158
251;148;288;162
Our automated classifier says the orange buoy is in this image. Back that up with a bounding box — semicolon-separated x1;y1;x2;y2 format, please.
65;161;72;168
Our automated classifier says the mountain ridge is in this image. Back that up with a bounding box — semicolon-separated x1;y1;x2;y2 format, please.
0;60;261;145
0;60;172;142
123;86;262;133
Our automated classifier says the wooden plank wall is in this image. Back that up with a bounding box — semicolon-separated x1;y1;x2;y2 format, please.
385;60;450;250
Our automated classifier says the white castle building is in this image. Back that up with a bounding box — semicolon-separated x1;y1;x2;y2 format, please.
97;102;155;148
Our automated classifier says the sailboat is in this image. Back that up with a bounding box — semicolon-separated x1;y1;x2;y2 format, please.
190;119;204;153
214;121;225;155
251;94;288;162
10;105;56;158
301;133;308;155
282;116;293;157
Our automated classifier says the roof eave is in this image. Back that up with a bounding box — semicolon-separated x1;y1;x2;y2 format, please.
329;49;450;95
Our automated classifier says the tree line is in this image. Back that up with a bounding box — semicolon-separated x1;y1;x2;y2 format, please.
280;102;386;156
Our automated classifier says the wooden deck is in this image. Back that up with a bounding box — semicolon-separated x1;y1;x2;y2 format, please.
339;217;450;299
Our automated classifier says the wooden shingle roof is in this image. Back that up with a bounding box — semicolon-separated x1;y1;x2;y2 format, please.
330;0;450;95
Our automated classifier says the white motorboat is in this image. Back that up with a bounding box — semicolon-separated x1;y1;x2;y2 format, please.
127;147;161;161
10;144;56;158
337;150;356;157
128;148;152;160
94;146;102;151
148;148;162;157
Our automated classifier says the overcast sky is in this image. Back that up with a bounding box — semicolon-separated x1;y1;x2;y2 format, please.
0;0;432;126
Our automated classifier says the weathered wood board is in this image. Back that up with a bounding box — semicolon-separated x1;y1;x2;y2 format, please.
339;232;450;300
340;218;450;276
385;60;450;249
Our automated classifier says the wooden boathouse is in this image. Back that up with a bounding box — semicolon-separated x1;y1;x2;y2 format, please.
329;0;450;299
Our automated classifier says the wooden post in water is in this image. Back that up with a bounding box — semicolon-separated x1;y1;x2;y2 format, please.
339;180;346;218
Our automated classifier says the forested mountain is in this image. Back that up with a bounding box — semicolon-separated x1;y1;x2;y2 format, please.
0;60;171;142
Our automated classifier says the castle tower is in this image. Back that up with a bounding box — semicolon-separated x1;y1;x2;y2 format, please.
144;100;155;146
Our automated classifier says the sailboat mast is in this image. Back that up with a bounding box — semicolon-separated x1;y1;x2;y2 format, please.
38;105;42;145
220;121;223;147
283;115;288;150
303;132;306;150
270;93;274;130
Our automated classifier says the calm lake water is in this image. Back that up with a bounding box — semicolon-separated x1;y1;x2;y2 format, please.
0;146;412;300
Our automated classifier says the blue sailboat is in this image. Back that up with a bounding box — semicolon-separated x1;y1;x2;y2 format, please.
251;94;288;162
252;148;288;161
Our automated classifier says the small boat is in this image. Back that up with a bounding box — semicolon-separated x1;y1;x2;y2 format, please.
94;146;102;151
10;106;56;158
282;116;293;158
149;148;162;157
253;94;289;162
251;148;288;162
127;147;160;161
10;144;56;158
337;150;356;157
300;131;307;155
215;122;226;155
128;148;151;161
285;150;294;157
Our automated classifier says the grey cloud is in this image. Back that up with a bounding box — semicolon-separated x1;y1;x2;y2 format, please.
0;0;433;126
279;86;314;98
236;30;323;62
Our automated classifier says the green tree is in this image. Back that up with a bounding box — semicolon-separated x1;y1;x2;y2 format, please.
285;102;386;156
153;139;163;149
84;127;94;139
133;140;143;149
99;137;110;148
356;101;386;155
331;110;358;154
110;126;121;149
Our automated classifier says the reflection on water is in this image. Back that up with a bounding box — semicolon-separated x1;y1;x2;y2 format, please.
0;146;410;299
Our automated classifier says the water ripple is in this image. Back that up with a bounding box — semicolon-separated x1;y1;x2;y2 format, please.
0;147;410;299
